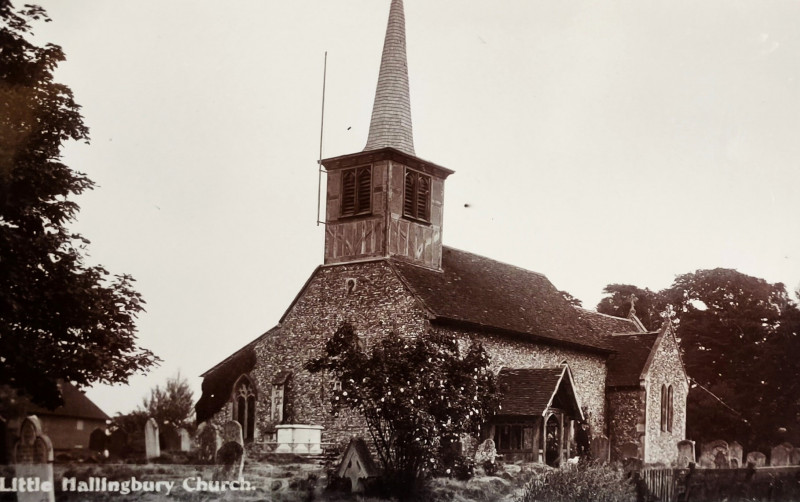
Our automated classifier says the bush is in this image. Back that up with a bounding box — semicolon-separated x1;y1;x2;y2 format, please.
517;462;635;502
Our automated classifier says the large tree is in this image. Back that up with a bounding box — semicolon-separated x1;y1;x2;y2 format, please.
0;3;159;408
596;269;800;450
306;324;497;498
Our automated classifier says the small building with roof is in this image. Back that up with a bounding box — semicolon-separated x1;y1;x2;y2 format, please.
197;0;688;466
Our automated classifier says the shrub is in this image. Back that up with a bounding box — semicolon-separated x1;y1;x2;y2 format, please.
517;462;635;502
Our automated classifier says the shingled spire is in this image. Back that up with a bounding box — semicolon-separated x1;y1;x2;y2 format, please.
364;0;415;156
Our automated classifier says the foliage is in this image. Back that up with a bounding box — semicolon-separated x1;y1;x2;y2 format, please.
306;323;498;498
195;346;256;423
0;2;159;408
138;372;195;430
596;283;665;330
596;269;800;450
559;290;583;307
517;462;636;502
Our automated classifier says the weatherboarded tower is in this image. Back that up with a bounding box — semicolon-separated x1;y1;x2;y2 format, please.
321;0;452;271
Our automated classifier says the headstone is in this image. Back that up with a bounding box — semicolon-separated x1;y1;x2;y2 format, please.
13;416;55;502
790;448;800;466
746;451;766;467
196;423;220;463
620;442;640;460
459;434;478;459
770;444;791;466
474;439;496;466
729;441;743;468
336;438;379;493
144;418;160;460
676;440;695;468
590;434;610;463
179;427;192;452
214;421;244;481
108;429;129;458
89;428;106;453
159;425;181;451
700;440;728;468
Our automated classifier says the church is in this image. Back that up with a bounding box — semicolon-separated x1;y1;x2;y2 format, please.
197;0;688;466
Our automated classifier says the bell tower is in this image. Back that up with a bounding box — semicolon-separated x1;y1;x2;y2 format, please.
321;0;453;271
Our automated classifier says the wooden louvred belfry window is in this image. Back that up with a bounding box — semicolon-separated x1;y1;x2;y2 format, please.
340;166;372;217
403;169;431;222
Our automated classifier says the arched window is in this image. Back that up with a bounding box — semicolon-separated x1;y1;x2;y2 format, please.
232;375;257;442
660;384;667;432
667;385;674;433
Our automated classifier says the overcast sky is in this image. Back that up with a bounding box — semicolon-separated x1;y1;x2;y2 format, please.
29;0;800;416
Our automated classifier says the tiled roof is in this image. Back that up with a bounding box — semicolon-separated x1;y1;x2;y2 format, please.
25;381;110;421
576;309;641;335
497;367;566;416
390;247;616;352
364;0;415;156
604;333;660;387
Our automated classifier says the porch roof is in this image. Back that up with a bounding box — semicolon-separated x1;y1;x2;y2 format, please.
496;366;583;419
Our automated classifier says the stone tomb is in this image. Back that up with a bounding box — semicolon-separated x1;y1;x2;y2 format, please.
214;421;244;481
13;415;55;502
336;438;379;493
771;444;792;466
746;451;766;467
275;424;324;454
620;442;640;460
144;418;160;460
728;441;743;468
699;440;729;469
676;440;695;468
590;434;610;463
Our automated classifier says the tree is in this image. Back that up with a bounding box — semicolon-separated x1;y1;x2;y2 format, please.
306;324;497;498
0;3;159;408
138;372;195;430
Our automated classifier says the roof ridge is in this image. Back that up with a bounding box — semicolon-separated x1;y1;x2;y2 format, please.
441;245;548;278
577;308;638;323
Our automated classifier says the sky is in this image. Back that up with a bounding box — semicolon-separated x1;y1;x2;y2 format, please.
26;0;800;416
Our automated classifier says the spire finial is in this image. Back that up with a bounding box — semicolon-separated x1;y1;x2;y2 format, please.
364;0;415;156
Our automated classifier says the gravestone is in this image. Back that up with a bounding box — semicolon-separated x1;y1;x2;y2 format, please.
770;444;791;466
144;418;160;460
214;421;244;481
700;440;728;468
676;440;695;468
746;451;766;467
159;425;181;451
590;434;610;463
196;423;220;463
790;447;800;466
89;428;106;453
729;441;743;468
108;429;129;458
13;416;55;502
459;434;478;459
337;438;379;493
179;427;192;452
474;438;496;466
620;442;640;460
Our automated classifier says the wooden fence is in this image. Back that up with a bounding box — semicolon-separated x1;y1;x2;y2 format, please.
639;466;800;502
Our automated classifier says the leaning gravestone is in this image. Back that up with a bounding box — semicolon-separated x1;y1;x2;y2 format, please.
729;441;743;468
771;444;791;466
677;440;695;467
13;416;55;502
196;423;220;463
144;418;160;460
214;421;244;481
591;434;610;463
746;451;766;467
179;427;192;452
474;438;497;467
700;440;728;468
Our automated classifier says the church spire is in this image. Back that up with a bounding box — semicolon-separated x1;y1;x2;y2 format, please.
364;0;415;156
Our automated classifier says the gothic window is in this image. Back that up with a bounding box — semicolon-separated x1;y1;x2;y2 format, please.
341;166;372;217
667;385;674;433
403;169;430;222
232;375;256;441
